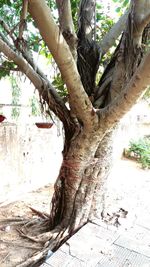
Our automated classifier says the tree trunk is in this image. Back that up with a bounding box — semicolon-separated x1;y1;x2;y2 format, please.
49;129;100;231
49;125;118;237
89;126;119;220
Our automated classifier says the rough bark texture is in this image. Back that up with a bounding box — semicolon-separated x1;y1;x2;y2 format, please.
48;125;119;235
100;9;129;55
77;0;100;96
49;128;101;232
89;127;119;219
56;0;77;59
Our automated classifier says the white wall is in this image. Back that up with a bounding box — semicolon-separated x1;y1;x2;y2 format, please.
0;122;63;204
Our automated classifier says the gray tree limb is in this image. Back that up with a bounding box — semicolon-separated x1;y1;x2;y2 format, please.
132;0;150;46
78;0;96;41
98;49;150;128
56;0;77;59
100;10;129;55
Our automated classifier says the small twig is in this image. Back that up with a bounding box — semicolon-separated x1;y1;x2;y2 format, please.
0;252;10;264
0;218;28;224
28;206;50;219
0;19;16;42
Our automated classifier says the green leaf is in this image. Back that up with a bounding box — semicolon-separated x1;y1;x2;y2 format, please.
115;7;121;13
123;0;129;7
33;43;39;52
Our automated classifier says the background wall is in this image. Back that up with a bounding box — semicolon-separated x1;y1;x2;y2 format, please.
0;123;63;204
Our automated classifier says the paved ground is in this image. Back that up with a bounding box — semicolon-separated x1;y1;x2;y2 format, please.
41;221;150;267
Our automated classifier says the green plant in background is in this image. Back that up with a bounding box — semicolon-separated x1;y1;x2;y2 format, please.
52;73;67;99
10;75;21;119
0;61;17;79
143;86;150;102
29;94;41;116
113;0;129;15
126;137;150;169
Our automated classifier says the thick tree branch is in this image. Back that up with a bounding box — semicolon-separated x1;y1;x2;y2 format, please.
77;0;100;96
0;37;73;131
28;0;97;128
19;0;28;40
56;0;74;33
100;10;129;55
132;0;150;45
98;50;150;127
78;0;95;41
94;0;150;109
56;0;77;59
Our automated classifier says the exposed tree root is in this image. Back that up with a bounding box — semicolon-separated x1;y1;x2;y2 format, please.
0;238;42;250
0;207;73;266
15;219;71;266
16;247;49;267
0;217;28;224
17;228;42;243
28;206;50;219
21;218;42;228
0;211;71;266
17;224;69;245
15;226;70;266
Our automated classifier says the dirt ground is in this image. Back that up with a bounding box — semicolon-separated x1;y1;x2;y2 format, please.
0;158;150;266
0;184;54;267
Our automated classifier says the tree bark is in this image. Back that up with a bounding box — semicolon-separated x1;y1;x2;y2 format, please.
49;127;101;232
89;126;119;220
48;123;121;234
100;9;129;55
56;0;77;59
77;0;100;96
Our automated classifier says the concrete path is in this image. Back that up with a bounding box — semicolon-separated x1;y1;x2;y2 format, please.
41;221;150;267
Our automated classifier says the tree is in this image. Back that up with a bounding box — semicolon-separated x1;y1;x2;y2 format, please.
0;0;150;265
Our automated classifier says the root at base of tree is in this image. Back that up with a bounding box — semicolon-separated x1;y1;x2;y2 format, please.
0;208;73;267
